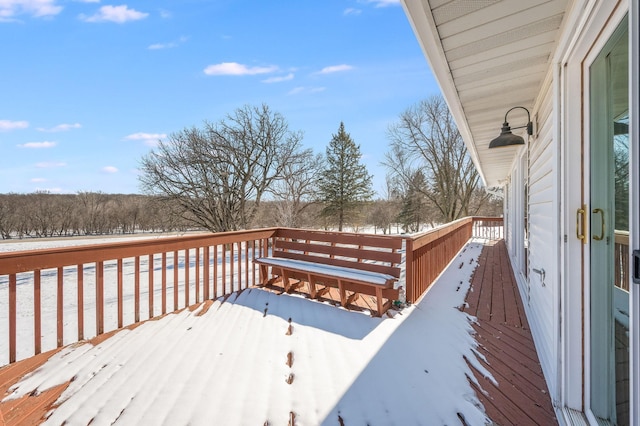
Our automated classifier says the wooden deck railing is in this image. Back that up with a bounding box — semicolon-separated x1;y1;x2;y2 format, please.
404;217;503;303
0;229;276;365
1;217;504;366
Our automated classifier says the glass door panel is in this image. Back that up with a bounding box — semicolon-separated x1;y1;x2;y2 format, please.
590;16;629;425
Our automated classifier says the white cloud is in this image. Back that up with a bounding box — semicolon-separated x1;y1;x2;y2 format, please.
36;161;67;168
203;62;278;76
124;132;166;147
30;177;46;182
0;119;29;131
37;123;81;132
0;0;62;21
81;5;148;23
18;141;57;148
102;166;118;173
148;36;187;50
148;42;173;50
343;8;362;16
317;64;354;74
262;73;294;84
362;0;400;7
287;86;326;96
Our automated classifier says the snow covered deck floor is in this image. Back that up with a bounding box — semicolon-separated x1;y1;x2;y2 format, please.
0;238;556;425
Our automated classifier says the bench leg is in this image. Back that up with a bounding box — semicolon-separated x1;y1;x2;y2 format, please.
376;287;384;317
259;264;268;285
338;280;347;307
308;274;316;298
282;270;292;292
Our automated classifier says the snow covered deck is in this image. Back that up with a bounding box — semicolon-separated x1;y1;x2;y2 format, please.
0;237;556;425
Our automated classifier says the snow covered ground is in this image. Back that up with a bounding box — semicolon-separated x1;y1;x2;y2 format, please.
2;238;494;425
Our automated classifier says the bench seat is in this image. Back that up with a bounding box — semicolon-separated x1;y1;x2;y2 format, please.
255;257;397;287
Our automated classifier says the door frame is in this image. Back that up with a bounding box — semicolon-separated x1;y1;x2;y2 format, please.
558;0;630;421
629;0;639;422
587;16;629;422
581;6;630;424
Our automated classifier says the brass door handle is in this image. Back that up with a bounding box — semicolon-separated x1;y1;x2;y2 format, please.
592;208;605;240
576;206;586;243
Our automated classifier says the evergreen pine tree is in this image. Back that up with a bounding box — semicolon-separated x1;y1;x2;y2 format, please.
319;122;374;231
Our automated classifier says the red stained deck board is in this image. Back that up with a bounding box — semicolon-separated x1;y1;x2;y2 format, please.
474;333;553;411
476;321;539;361
466;239;557;425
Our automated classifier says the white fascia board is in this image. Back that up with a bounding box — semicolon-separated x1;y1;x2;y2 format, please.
401;0;488;187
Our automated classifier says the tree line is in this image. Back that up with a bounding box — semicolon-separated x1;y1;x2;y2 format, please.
1;96;502;239
0;192;193;239
0;191;501;240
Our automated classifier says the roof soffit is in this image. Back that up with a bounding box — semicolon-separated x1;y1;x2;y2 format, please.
402;0;569;187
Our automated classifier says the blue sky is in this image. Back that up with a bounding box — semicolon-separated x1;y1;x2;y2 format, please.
1;0;439;196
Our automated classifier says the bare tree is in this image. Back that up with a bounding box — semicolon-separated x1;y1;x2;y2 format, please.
0;194;17;239
77;191;109;235
269;149;324;227
383;96;486;222
139;104;304;232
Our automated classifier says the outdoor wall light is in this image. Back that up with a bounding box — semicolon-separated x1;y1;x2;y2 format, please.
488;106;533;148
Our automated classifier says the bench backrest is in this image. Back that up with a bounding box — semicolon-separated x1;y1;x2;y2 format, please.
271;228;402;279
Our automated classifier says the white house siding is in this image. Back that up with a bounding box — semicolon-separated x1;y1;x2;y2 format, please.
525;76;560;400
504;152;527;281
503;73;560;401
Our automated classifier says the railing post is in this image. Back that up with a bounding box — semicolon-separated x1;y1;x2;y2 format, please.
96;261;104;336
9;274;17;364
185;249;190;308
117;259;123;329
173;251;179;312
134;257;140;323
150;254;156;318
57;267;64;348
195;247;200;303
161;253;167;314
204;246;210;300
35;270;42;354
405;238;414;304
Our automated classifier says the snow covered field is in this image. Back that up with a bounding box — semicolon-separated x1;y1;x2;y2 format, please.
2;238;493;425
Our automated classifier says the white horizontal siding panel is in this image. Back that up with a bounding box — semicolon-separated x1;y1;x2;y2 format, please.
524;80;559;397
529;146;554;186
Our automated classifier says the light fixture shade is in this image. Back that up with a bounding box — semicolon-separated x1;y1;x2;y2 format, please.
488;122;526;148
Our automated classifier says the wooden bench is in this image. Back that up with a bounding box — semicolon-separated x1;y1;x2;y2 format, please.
255;228;402;316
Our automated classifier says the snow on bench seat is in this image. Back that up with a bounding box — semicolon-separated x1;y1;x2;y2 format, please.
254;257;396;287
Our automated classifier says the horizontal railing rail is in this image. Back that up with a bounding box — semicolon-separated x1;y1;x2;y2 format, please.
1;217;504;366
